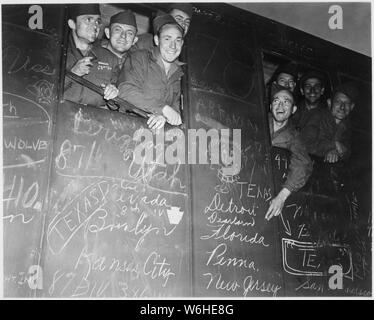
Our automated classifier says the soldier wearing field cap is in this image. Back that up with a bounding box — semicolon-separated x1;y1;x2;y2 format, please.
293;70;328;129
309;82;358;163
266;62;299;112
167;2;193;36
271;62;298;93
64;4;120;107
102;10;138;67
291;70;332;158
135;3;193;51
118;12;185;129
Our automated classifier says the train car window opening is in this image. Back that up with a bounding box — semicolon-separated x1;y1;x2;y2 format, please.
262;51;333;107
62;3;187;127
261;51;355;200
62;3;153;115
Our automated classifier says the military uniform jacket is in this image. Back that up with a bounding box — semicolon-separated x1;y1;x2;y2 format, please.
311;112;352;159
117;47;184;115
269;114;313;192
64;34;121;107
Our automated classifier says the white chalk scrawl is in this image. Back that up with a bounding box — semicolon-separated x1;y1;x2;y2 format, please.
167;207;184;225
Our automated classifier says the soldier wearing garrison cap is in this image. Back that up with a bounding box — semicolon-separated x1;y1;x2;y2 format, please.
64;4;122;108
265;62;299;115
135;3;193;51
117;12;185;130
271;62;298;93
102;10;138;65
298;70;328;114
291;70;331;158
167;3;193;35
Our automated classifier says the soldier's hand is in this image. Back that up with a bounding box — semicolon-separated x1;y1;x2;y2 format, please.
162;105;182;126
102;84;119;100
325;149;339;163
147;114;166;130
335;141;347;156
265;188;290;221
71;57;94;76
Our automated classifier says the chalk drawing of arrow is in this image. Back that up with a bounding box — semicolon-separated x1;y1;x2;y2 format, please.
280;212;292;236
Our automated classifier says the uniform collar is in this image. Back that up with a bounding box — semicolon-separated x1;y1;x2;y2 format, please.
300;98;326;111
69;33;94;58
101;41;131;60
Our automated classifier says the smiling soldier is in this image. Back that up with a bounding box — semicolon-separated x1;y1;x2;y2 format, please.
117;12;184;129
308;82;358;163
135;3;193;51
265;86;312;220
102;10;138;67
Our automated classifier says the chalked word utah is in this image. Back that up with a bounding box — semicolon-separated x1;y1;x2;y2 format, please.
2;3;371;297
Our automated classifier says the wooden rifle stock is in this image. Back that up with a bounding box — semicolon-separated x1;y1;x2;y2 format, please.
65;71;150;119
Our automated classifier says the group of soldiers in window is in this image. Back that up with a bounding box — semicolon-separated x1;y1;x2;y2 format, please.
63;4;358;221
64;3;192;129
266;63;358;219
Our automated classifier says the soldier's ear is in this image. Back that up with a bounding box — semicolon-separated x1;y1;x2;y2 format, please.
104;27;110;40
154;35;159;46
321;87;325;95
292;105;297;114
300;87;304;96
350;102;356;111
327;98;331;109
68;19;76;30
132;36;138;45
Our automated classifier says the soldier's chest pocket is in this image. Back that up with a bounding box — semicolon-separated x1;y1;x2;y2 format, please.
94;61;113;82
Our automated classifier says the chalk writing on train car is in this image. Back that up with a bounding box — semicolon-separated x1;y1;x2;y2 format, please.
344;286;372;297
4;137;48;151
47;267;173;298
26;79;55;105
72;110;187;191
3;42;55;76
2;175;43;224
75;246;176;287
3;92;52;132
47;178;185;255
203;272;282;297
294;277;325;293
282;238;353;277
47;243;180;297
194;94;259;133
191;33;255;99
206;243;258;272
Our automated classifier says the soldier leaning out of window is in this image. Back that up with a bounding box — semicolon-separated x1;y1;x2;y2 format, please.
265;85;313;221
117;12;185;130
135;3;193;51
64;5;138;108
306;82;358;163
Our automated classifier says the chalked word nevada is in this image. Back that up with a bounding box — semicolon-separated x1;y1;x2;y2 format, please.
2;3;371;297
